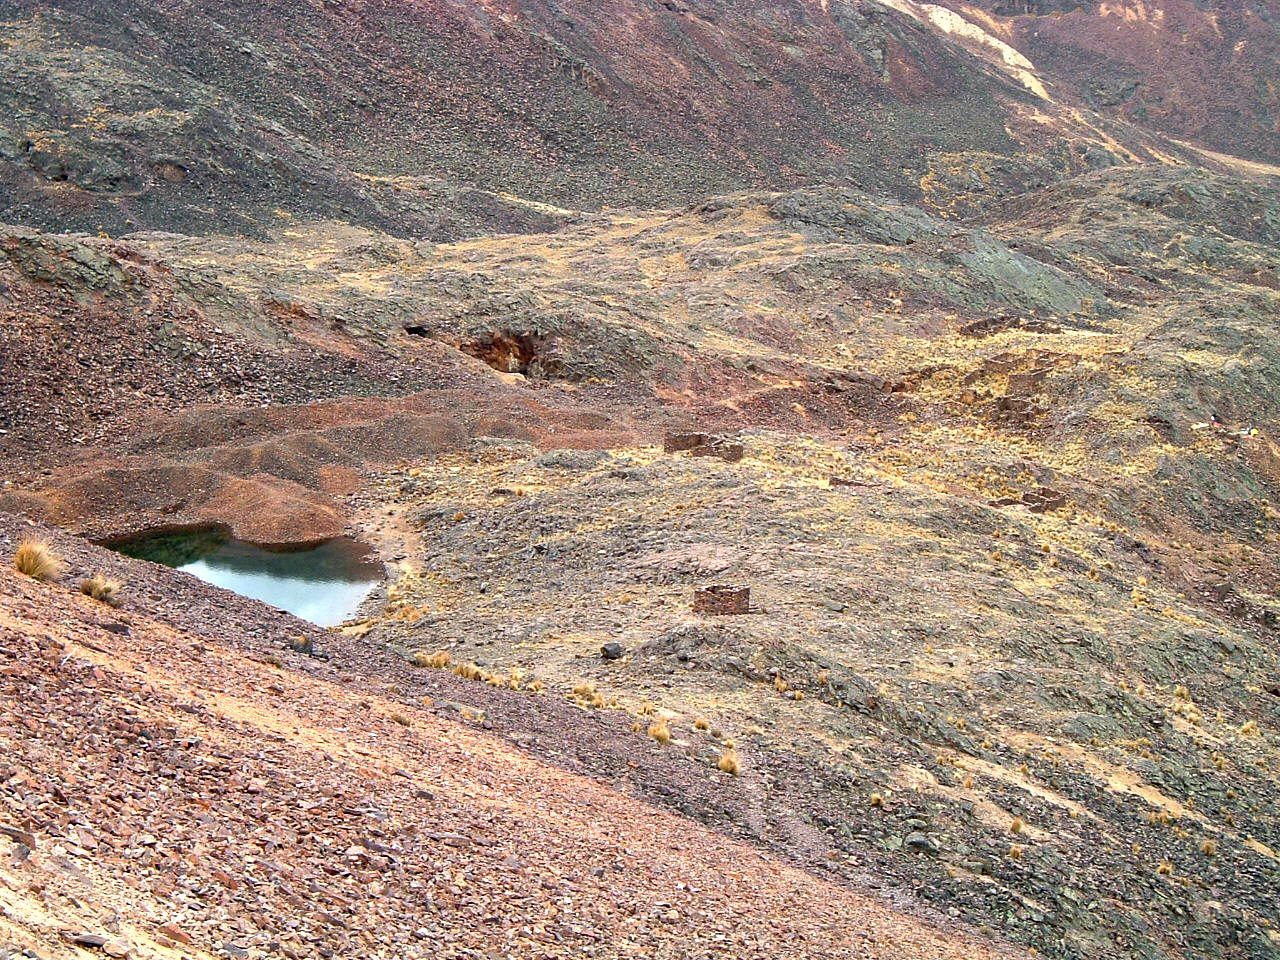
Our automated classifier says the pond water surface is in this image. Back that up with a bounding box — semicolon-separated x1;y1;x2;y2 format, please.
112;530;382;627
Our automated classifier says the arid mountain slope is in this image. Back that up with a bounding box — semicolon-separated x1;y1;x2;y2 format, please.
947;0;1280;163
2;160;1278;959
1;3;1277;958
0;516;1028;960
7;162;1277;553
0;0;1253;237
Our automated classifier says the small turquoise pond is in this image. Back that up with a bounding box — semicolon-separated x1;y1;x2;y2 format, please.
111;530;382;627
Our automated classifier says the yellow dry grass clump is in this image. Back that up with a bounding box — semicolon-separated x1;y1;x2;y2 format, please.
570;681;605;708
647;718;672;744
717;748;741;775
79;572;122;605
13;540;65;582
411;650;451;668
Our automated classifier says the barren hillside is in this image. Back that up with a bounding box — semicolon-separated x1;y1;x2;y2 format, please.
1;2;1278;959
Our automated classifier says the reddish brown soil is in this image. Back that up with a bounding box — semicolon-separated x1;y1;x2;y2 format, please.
0;227;647;544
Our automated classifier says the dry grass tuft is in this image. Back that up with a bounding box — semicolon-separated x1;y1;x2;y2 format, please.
1010;816;1025;834
79;572;122;606
1200;838;1218;857
1157;860;1174;876
694;718;711;731
716;749;741;775
412;650;451;669
869;792;885;809
453;662;485;681
1009;844;1025;860
570;682;604;708
14;541;65;582
288;635;313;654
647;718;672;744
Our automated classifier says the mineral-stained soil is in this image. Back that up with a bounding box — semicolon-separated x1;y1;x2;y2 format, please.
944;0;1280;166
0;223;644;542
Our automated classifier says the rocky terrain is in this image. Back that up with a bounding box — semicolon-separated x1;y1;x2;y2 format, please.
947;0;1280;164
2;1;1279;958
1;515;1028;960
5;0;1273;238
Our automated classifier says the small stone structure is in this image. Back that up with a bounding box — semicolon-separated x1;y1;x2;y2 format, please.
693;584;750;615
690;439;744;463
990;486;1066;514
663;432;744;463
663;432;709;453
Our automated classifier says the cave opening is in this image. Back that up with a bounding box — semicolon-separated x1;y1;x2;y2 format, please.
461;331;542;375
